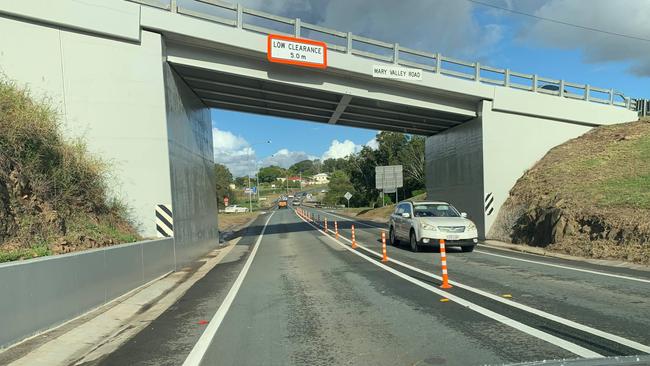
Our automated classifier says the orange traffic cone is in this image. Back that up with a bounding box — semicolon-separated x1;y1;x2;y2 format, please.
381;231;388;262
439;239;452;289
351;225;357;249
335;220;339;239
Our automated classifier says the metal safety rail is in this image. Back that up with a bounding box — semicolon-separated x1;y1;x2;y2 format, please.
130;0;641;111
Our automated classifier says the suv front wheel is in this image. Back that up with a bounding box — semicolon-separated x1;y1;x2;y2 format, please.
410;231;419;252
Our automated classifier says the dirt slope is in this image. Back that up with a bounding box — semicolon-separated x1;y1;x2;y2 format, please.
0;79;139;262
490;119;650;264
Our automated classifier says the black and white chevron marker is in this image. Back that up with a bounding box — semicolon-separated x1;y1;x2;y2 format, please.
484;193;495;216
156;204;174;238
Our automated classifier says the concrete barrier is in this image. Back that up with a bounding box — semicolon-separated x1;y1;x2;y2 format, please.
0;238;174;349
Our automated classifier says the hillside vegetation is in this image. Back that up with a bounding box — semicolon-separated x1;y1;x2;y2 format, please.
338;193;427;222
490;119;650;264
0;79;139;262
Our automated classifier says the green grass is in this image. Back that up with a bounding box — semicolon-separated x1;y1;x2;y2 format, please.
599;174;650;208
523;122;650;211
0;78;140;262
0;244;51;263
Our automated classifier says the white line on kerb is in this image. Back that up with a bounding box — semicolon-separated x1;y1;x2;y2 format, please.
475;248;650;284
294;211;601;358
320;208;650;285
183;211;275;366
301;208;650;355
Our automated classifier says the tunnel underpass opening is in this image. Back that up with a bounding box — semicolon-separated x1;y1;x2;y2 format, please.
171;63;473;136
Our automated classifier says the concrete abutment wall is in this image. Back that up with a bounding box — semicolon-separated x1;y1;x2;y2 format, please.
163;63;219;265
426;99;637;239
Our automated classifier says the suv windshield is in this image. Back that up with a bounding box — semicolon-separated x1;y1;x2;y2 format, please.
412;203;461;217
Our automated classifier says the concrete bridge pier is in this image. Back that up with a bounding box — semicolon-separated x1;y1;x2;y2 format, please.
425;97;633;239
0;5;219;266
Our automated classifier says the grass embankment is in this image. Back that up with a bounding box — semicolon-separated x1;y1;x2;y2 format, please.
218;211;261;232
491;119;650;264
337;193;427;222
0;79;139;262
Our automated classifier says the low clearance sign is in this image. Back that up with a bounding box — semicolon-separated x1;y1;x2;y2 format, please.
267;34;327;69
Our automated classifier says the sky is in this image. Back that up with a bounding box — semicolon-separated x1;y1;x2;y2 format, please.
208;0;650;177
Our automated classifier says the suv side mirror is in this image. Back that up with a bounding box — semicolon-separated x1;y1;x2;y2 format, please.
460;212;468;218
401;212;411;218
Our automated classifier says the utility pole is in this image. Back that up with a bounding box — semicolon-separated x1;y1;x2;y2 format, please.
248;174;252;212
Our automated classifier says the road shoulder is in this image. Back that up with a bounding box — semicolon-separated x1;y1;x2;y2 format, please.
0;214;266;366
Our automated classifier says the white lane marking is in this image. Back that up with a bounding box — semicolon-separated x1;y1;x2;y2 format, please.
475;248;650;285
183;212;275;366
296;213;601;358
317;208;650;285
303;210;650;355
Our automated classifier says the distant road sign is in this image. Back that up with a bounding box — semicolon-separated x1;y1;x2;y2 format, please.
375;165;403;190
344;192;352;207
267;34;327;69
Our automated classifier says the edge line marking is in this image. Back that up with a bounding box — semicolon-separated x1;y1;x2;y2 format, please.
183;211;275;366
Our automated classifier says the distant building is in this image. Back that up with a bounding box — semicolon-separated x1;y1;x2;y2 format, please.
229;183;236;190
312;173;330;184
276;177;286;182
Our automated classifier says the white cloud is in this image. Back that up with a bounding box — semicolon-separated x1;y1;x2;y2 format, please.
260;148;317;169
212;128;255;177
365;137;379;150
212;128;248;152
237;0;502;60
519;0;650;76
321;139;362;160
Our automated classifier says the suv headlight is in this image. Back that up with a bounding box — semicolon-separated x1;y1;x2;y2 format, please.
420;222;437;231
466;222;477;231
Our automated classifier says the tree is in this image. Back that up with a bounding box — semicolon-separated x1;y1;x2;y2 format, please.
234;176;248;188
345;146;380;206
376;131;408;165
322;158;348;173
324;170;355;206
400;135;425;196
258;165;286;183
214;163;234;207
288;159;317;176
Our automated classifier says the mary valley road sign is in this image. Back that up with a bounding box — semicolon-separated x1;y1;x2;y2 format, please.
267;34;327;69
372;65;422;80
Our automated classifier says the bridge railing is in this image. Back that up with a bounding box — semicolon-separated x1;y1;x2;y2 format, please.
129;0;640;111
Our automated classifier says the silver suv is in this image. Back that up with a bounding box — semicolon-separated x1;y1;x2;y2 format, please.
388;201;479;252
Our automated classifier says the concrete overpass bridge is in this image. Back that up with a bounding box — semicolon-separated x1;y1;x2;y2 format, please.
0;0;640;264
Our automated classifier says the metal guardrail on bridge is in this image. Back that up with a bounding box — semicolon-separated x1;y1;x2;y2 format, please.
130;0;641;111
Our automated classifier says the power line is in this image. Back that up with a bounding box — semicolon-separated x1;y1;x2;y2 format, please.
466;0;650;43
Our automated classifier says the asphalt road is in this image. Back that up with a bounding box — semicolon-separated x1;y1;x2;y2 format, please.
96;207;650;366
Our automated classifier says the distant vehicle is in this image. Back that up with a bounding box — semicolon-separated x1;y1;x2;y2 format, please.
539;84;568;95
278;199;288;209
292;199;301;206
320;189;327;193
288;194;294;199
224;205;249;213
388;201;478;253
